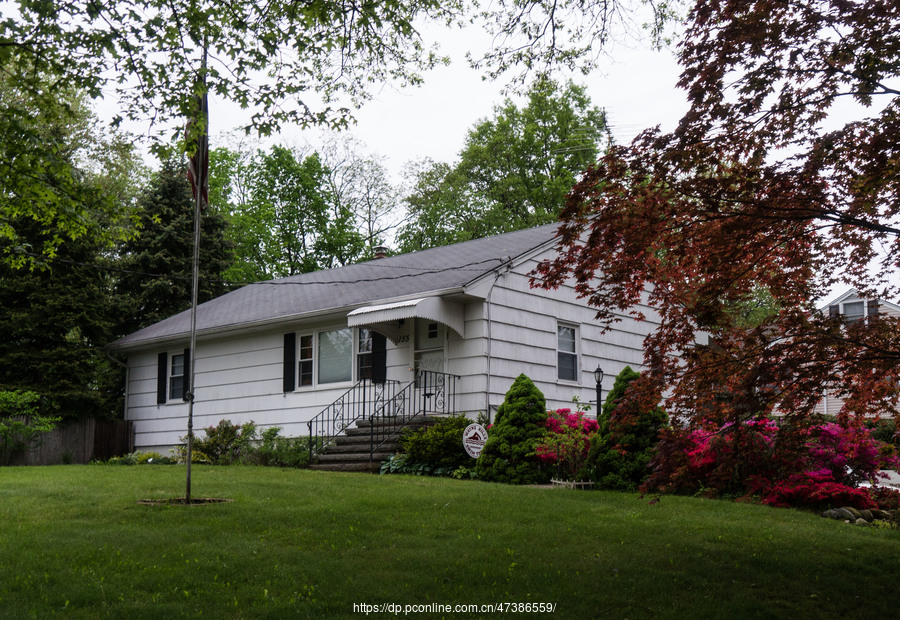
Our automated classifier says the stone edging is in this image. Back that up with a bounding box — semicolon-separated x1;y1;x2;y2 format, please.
821;506;897;526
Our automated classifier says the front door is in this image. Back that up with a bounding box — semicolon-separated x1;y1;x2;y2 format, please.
413;319;447;413
413;319;445;376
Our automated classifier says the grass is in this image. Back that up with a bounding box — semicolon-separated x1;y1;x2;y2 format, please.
1;465;898;618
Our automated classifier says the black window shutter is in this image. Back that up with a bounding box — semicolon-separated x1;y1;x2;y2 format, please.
828;305;839;319
283;333;296;392
183;348;191;401
372;331;387;384
157;352;168;405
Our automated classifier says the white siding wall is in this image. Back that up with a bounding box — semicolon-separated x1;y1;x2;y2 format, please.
126;320;416;454
444;250;660;420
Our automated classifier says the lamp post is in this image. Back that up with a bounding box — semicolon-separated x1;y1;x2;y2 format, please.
594;365;604;415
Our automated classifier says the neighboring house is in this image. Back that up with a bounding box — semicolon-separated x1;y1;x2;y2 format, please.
814;289;900;417
108;224;660;454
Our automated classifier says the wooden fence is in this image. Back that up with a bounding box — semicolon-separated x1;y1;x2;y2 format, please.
9;418;133;466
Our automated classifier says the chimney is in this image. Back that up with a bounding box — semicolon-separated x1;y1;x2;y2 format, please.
373;246;389;259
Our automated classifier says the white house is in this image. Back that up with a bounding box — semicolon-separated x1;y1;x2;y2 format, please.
814;289;900;418
109;224;660;454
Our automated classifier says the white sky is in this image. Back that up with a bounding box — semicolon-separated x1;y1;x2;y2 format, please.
151;25;689;182
342;35;687;179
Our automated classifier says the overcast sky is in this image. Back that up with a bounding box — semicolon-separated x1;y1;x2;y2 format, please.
192;24;689;182
344;35;687;178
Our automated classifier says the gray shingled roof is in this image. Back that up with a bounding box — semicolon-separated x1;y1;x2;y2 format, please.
109;224;560;350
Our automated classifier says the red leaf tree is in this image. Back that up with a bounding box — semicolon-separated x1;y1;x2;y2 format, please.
534;0;900;427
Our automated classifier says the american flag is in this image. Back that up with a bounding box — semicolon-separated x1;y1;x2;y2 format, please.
186;91;209;210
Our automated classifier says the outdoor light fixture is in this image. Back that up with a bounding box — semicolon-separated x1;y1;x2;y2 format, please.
594;365;604;411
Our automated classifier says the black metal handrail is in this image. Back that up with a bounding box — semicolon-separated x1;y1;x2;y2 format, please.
307;379;401;455
306;370;459;461
367;370;459;458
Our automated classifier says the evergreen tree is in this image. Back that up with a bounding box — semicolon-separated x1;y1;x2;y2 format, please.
588;366;667;490
476;374;549;484
115;158;232;336
0;216;119;417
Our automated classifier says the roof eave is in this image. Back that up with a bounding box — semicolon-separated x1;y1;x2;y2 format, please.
106;287;468;352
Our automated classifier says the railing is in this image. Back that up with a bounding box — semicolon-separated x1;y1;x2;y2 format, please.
307;379;401;455
367;370;459;458
307;370;459;460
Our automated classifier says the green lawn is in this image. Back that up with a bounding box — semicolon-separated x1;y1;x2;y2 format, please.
0;465;897;618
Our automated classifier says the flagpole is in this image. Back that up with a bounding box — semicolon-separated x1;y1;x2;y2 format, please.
186;36;208;504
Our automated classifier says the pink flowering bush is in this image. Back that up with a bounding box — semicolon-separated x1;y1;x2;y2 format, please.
535;409;599;481
644;417;899;510
761;472;876;510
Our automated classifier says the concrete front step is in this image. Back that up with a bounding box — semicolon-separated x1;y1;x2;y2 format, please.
323;441;400;454
315;451;396;463
310;415;441;473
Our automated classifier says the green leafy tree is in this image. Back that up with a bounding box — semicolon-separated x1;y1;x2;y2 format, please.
115;159;232;335
0;65;141;269
213;144;364;281
0;391;61;466
396;159;482;252
588;366;667;490
476;374;549;484
0;73;144;417
398;78;608;252
1;0;676;263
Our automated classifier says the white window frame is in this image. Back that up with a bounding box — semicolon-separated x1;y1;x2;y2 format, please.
357;328;374;381
294;327;361;390
557;323;580;384
168;351;186;403
839;300;868;324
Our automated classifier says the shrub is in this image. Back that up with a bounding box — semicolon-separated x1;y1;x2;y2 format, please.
399;415;474;471
475;374;549;484
251;426;310;468
0;391;61;466
866;485;900;511
106;451;177;466
643;417;899;510
761;472;875;510
185;419;258;465
587;367;667;491
535;409;598;480
867;418;898;447
379;453;459;477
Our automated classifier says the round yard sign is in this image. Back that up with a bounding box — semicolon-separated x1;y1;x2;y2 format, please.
462;423;488;458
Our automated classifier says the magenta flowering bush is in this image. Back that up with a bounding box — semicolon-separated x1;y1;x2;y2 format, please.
535;409;599;480
644;418;899;510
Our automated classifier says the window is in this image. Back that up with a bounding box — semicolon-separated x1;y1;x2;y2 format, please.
298;335;313;387
318;328;353;384
286;327;385;390
169;353;186;399
841;301;866;323
831;299;879;324
357;328;373;381
289;328;354;389
157;349;189;404
557;324;578;382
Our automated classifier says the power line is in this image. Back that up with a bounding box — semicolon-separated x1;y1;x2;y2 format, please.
19;251;511;289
